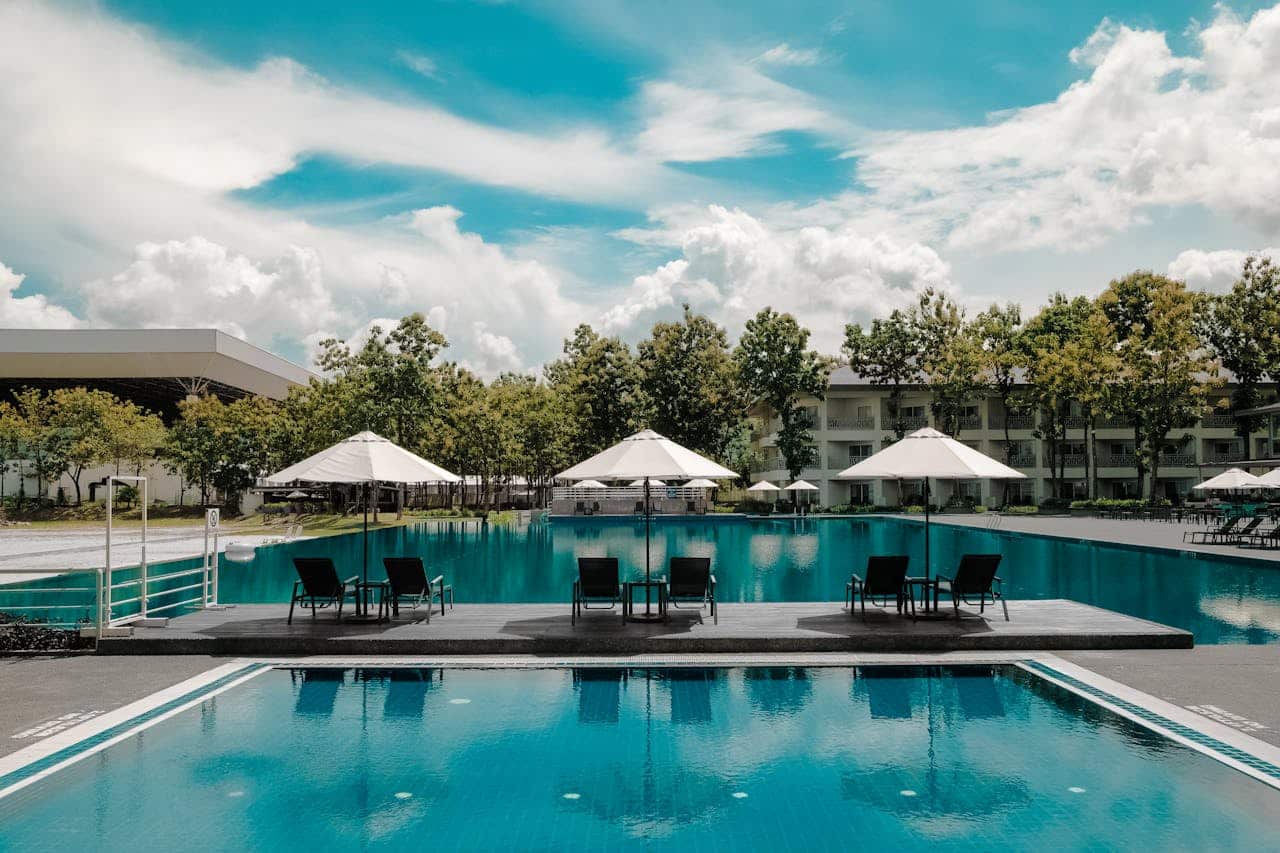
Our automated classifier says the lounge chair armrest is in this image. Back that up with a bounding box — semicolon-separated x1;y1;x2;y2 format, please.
936;574;954;583
292;579;303;593
708;574;716;588
430;574;445;586
850;573;864;584
993;575;1003;585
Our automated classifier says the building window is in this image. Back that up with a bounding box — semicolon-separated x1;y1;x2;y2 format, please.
849;483;871;505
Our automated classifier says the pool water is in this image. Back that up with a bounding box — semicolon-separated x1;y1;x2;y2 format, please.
214;517;1280;644
1;665;1276;851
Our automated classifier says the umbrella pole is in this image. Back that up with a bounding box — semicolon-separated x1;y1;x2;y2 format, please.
363;481;370;586
645;475;653;616
924;477;931;587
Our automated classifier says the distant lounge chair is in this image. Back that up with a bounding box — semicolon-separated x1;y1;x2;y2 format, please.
382;556;453;620
1238;524;1280;550
664;557;716;623
1184;515;1239;544
572;557;622;625
575;500;587;515
846;555;910;619
936;554;1007;620
288;557;358;624
1228;515;1265;543
634;501;645;515
591;501;601;515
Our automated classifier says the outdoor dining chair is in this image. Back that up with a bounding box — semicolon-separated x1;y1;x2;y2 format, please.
572;557;623;624
935;554;1007;620
846;555;910;619
664;557;717;623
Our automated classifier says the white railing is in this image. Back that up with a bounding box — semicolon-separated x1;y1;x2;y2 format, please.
552;486;712;500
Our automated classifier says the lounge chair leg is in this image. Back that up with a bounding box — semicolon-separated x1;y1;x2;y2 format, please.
288;597;296;625
1001;597;1009;621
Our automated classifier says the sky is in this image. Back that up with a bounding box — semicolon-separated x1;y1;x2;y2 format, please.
3;0;1280;376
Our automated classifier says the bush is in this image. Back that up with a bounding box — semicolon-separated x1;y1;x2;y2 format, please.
1003;505;1039;514
1039;497;1071;512
821;503;878;514
260;502;290;516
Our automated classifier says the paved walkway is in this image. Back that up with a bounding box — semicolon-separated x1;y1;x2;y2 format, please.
0;527;302;584
0;654;230;758
914;513;1280;562
97;599;1191;655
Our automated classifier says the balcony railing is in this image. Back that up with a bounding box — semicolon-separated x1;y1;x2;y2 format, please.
1161;452;1197;466
1205;451;1247;464
891;415;929;430
1057;453;1086;467
1006;453;1037;467
993;415;1034;430
1063;416;1088;430
1097;416;1134;429
831;454;870;470
957;414;982;431
1098;453;1137;468
1201;413;1236;429
827;416;877;431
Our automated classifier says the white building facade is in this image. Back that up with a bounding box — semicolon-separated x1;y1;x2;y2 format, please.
749;367;1276;507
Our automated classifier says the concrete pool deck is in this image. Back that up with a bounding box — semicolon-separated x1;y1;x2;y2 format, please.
93;599;1192;656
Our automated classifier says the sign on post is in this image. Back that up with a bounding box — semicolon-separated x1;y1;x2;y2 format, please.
206;508;221;530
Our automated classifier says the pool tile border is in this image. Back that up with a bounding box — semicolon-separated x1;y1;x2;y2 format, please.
1018;658;1280;791
0;660;271;801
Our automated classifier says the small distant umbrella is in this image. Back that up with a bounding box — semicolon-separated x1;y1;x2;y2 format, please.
630;479;666;487
685;478;719;489
285;490;309;500
575;479;608;489
784;480;819;492
747;481;780;492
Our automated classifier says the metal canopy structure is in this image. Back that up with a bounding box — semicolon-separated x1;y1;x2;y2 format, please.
0;328;317;420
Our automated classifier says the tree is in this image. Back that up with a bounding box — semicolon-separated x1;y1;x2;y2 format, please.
101;401;166;477
166;395;225;505
844;310;922;439
48;387;120;505
1199;255;1280;441
8;389;69;504
637;306;745;459
545;324;642;460
0;401;25;500
912;289;987;437
1021;294;1095;498
972;303;1026;467
1099;272;1219;500
735;308;829;478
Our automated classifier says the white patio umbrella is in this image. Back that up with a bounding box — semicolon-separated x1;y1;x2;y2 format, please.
747;480;780;492
837;427;1026;582
575;479;608;489
1192;467;1277;492
629;478;666;487
556;430;735;619
784;479;820;513
685;478;719;489
264;431;461;584
1260;468;1280;486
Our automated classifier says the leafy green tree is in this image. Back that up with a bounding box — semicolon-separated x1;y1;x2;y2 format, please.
166;395;224;505
972;303;1026;467
545;324;642;460
101;399;166;477
48;387;121;505
1199;255;1280;441
912;289;987;436
1099;272;1219;500
1021;294;1095;497
8;388;69;504
735;308;829;479
844;310;922;438
637;306;745;459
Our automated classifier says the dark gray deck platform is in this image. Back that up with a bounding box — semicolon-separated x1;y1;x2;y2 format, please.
97;600;1192;655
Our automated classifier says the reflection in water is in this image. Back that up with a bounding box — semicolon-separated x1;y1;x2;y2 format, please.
212;516;1280;643
744;667;812;716
292;668;344;716
661;669;721;725
573;668;627;725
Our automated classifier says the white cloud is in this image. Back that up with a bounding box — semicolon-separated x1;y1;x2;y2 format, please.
396;50;441;80
1167;247;1280;291
465;322;524;377
635;64;843;162
603;205;951;352
83;237;338;342
0;262;80;329
835;5;1280;253
756;43;823;67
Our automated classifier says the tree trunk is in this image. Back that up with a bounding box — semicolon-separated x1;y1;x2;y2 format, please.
71;466;83;505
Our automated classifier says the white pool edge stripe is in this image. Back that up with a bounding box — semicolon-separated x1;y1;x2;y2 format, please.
1020;657;1280;791
0;660;270;800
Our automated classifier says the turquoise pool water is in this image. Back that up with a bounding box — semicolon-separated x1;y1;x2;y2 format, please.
212;517;1280;644
1;665;1276;851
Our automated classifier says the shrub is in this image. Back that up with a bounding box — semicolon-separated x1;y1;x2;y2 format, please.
1004;505;1039;514
1039;497;1071;512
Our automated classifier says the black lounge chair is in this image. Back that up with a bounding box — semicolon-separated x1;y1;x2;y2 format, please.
1238;524;1280;549
572;557;622;624
288;557;357;624
1227;515;1265;543
664;557;717;623
575;500;587;515
846;555;910;619
382;556;453;620
1184;515;1239;544
936;554;1006;620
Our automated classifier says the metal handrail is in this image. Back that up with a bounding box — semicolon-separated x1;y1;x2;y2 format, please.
0;566;104;645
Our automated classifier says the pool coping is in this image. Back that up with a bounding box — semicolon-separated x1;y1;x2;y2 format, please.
1;652;1277;802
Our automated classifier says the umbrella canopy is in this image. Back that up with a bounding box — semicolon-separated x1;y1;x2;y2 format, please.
747;481;781;492
555;430;736;482
1260;468;1280;486
265;431;460;485
1192;468;1277;491
837;427;1025;586
837;427;1026;481
629;478;666;487
285;490;310;500
784;480;819;491
575;479;608;489
685;478;720;488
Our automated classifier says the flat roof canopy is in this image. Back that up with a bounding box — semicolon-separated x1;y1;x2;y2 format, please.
0;329;318;416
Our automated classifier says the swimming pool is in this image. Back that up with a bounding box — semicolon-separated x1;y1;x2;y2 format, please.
1;664;1276;851
211;516;1280;644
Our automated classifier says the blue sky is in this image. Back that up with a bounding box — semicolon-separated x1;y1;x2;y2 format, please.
2;0;1279;374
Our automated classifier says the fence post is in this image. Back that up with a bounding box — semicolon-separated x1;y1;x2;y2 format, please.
139;479;149;619
95;568;104;647
104;481;113;622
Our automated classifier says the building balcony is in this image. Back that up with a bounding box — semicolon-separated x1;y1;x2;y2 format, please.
1057;453;1086;467
827;416;877;431
1204;451;1247;464
830;454;870;470
992;415;1034;430
1201;413;1236;429
1161;452;1197;467
957;414;982;431
1006;454;1036;467
891;415;929;430
1097;416;1134;429
1098;453;1137;468
1063;416;1088;430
